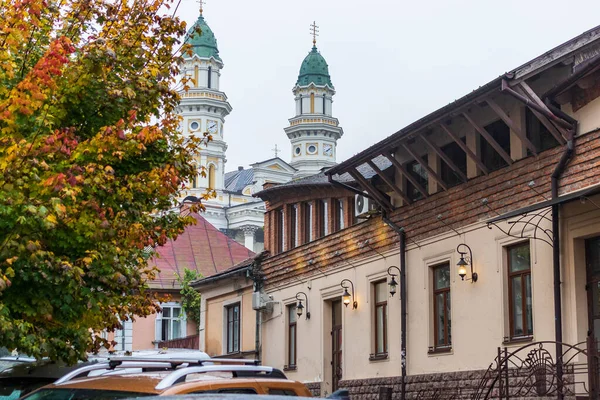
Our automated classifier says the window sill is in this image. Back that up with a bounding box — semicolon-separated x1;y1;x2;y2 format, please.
428;346;452;355
283;365;297;372
369;353;389;362
503;335;534;346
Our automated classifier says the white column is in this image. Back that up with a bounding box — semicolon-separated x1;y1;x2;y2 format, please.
241;225;259;251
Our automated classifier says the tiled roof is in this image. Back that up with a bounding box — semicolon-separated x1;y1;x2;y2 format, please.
148;213;254;289
224;168;255;194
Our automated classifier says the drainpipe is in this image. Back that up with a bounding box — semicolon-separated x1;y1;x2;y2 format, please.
383;217;407;400
550;124;575;400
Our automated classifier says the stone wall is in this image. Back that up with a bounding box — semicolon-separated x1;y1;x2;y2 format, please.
304;381;321;397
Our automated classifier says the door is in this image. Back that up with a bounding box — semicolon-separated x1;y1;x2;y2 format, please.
331;299;343;392
586;236;600;398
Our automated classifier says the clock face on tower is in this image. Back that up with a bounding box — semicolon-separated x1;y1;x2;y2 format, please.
207;120;218;134
323;144;333;157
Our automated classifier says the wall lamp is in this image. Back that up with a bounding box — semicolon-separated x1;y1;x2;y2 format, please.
340;279;357;309
457;243;478;282
295;292;310;320
387;266;400;297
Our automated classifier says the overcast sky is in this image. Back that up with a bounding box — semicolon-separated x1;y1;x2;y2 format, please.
175;0;600;171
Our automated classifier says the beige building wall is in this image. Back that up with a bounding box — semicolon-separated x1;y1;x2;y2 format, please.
199;277;256;357
260;204;600;393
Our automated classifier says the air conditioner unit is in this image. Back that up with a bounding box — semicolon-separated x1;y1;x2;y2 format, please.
355;193;375;217
252;291;275;313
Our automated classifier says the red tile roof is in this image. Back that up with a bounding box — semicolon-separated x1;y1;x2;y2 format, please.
148;213;254;289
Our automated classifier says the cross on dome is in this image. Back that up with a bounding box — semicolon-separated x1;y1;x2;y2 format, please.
197;0;205;15
272;144;280;158
310;21;319;45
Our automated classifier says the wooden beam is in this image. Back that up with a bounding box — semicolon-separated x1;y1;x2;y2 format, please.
367;160;412;205
402;142;448;192
462;112;513;166
419;134;467;182
438;123;489;175
383;151;429;199
486;98;538;156
514;84;567;145
348;168;394;211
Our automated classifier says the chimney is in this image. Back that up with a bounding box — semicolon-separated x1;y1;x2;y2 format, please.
238;166;244;171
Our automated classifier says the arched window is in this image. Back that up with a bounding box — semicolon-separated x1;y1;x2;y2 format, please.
208;164;216;189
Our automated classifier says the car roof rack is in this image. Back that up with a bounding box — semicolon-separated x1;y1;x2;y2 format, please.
154;365;287;390
54;358;270;386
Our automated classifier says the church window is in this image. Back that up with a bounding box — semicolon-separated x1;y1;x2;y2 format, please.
322;94;326;114
307;144;317;154
208;165;216;189
190;121;199;131
294;146;301;156
208;66;212;88
299;95;303;114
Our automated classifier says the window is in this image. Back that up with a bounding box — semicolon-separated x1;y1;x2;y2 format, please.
287;304;297;368
406;156;428;202
373;281;388;357
275;208;284;254
155;304;185;342
192;175;197;189
317;200;327;238
333;199;344;232
507;242;532;339
226;303;240;353
480;119;510;172
432;263;451;350
526;108;559;154
289;205;297;250
303;202;312;244
207;66;212;88
441;140;467;187
208;165;216;189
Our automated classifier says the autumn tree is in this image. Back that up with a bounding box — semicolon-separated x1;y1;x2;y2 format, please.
0;0;206;363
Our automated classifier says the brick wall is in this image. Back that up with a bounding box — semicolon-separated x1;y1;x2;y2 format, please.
304;381;321;397
260;128;600;288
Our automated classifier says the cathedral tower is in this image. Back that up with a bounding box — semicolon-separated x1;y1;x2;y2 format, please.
285;23;343;179
179;7;232;191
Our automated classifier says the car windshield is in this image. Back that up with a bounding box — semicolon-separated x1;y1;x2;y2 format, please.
0;379;55;400
21;389;151;400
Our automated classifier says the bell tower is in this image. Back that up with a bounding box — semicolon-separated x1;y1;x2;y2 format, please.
178;4;232;191
285;22;343;179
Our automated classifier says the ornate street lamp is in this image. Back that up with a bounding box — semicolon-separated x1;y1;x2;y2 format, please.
457;243;477;282
295;292;310;320
387;266;401;297
340;279;357;309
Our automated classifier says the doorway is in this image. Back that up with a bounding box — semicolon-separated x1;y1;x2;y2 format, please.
331;299;343;392
585;236;600;398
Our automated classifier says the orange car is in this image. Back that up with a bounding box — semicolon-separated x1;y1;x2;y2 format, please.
21;358;312;399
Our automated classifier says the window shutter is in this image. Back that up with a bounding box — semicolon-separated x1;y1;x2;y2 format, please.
155;312;163;342
181;310;187;337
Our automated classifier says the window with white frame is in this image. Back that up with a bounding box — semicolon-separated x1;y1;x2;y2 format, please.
226;302;241;354
155;303;186;342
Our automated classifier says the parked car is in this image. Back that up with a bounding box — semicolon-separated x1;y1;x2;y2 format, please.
20;358;313;399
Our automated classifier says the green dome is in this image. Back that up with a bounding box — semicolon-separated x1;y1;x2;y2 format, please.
185;15;222;61
296;45;333;88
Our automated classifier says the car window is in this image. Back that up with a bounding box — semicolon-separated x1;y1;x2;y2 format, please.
268;389;298;396
21;388;152;400
191;388;257;394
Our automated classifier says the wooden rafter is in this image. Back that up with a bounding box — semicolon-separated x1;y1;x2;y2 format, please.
516;82;568;144
462;112;513;166
402;142;448;191
348;168;394;211
367;160;412;205
419;134;467;182
382;151;429;199
486;98;538;156
438;123;489;175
